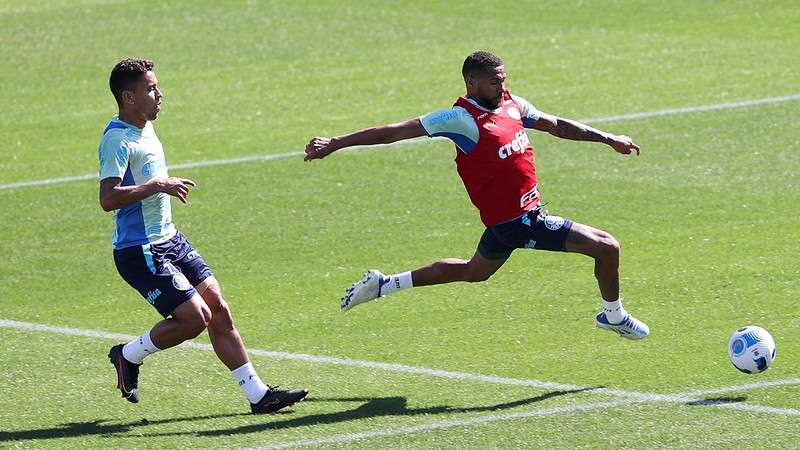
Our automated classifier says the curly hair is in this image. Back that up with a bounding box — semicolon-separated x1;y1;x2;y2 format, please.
109;58;154;107
461;51;504;79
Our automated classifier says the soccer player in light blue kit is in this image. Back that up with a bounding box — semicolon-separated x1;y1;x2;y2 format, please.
99;59;307;413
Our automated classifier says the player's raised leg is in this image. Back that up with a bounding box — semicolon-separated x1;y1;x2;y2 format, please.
341;250;507;311
196;277;308;413
565;222;649;339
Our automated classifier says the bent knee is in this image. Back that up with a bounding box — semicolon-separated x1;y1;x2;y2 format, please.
210;300;236;328
596;233;620;257
201;282;224;304
185;304;212;337
208;296;231;316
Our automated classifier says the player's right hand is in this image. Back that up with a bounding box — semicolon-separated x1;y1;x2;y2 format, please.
160;177;196;203
304;137;336;161
609;135;641;156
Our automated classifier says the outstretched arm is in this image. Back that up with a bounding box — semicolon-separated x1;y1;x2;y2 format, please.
304;118;426;161
531;112;640;156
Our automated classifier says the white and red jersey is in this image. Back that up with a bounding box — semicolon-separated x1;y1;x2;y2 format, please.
420;90;542;226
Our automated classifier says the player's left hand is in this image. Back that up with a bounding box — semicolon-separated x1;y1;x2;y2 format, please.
608;135;640;156
304;137;336;161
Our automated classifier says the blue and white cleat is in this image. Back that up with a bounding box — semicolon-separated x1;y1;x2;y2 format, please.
341;270;386;311
596;311;650;340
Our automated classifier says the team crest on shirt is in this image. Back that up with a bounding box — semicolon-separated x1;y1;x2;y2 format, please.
172;273;192;291
142;161;155;176
507;106;521;120
543;215;566;231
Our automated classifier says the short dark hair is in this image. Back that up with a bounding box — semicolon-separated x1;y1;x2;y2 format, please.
462;51;504;79
109;58;154;107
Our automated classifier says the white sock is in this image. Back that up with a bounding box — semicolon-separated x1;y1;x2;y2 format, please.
122;330;161;364
602;298;628;324
380;271;413;295
231;362;269;404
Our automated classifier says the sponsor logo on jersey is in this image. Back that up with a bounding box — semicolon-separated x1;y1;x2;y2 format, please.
172;273;192;291
428;110;459;126
544;215;566;231
519;185;539;208
498;130;530;159
484;121;498;130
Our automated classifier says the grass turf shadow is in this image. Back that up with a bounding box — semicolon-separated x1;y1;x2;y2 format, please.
0;412;249;443
145;387;596;438
1;388;596;442
685;396;747;406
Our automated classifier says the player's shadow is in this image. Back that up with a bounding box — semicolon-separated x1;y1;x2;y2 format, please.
0;412;249;443
1;388;593;442
685;396;747;406
142;387;595;438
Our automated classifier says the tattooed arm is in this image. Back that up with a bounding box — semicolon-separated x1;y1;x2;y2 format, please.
531;112;640;156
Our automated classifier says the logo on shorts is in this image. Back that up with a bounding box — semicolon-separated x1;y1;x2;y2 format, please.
145;289;162;305
525;239;537;249
172;273;192;291
543;215;566;231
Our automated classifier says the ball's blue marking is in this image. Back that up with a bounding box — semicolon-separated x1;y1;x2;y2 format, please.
731;338;746;355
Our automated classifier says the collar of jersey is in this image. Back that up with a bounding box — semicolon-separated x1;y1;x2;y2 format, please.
111;115;147;131
110;116;156;137
464;96;505;113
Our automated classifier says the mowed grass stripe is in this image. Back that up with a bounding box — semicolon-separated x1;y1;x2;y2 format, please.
1;93;798;191
3;318;799;414
248;400;635;450
251;383;800;449
3;320;796;450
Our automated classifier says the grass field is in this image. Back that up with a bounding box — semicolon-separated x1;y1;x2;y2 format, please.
2;0;799;448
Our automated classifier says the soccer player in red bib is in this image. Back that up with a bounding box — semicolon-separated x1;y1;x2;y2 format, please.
305;51;649;339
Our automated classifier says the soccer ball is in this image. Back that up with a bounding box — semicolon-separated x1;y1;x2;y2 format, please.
728;326;776;374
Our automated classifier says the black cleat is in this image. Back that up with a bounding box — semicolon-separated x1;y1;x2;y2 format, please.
108;344;141;403
250;386;308;414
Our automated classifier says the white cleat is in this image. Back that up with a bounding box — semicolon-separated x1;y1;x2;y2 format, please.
596;311;650;340
341;270;385;311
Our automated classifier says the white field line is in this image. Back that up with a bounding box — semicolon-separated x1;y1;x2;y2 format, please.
578;93;800;124
2;318;798;449
0;318;587;392
247;400;635;450
2;318;798;413
682;378;800;397
251;380;800;449
713;403;800;416
1;93;798;191
0;138;429;191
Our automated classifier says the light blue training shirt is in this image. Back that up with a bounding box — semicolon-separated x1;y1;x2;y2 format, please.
98;117;176;249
